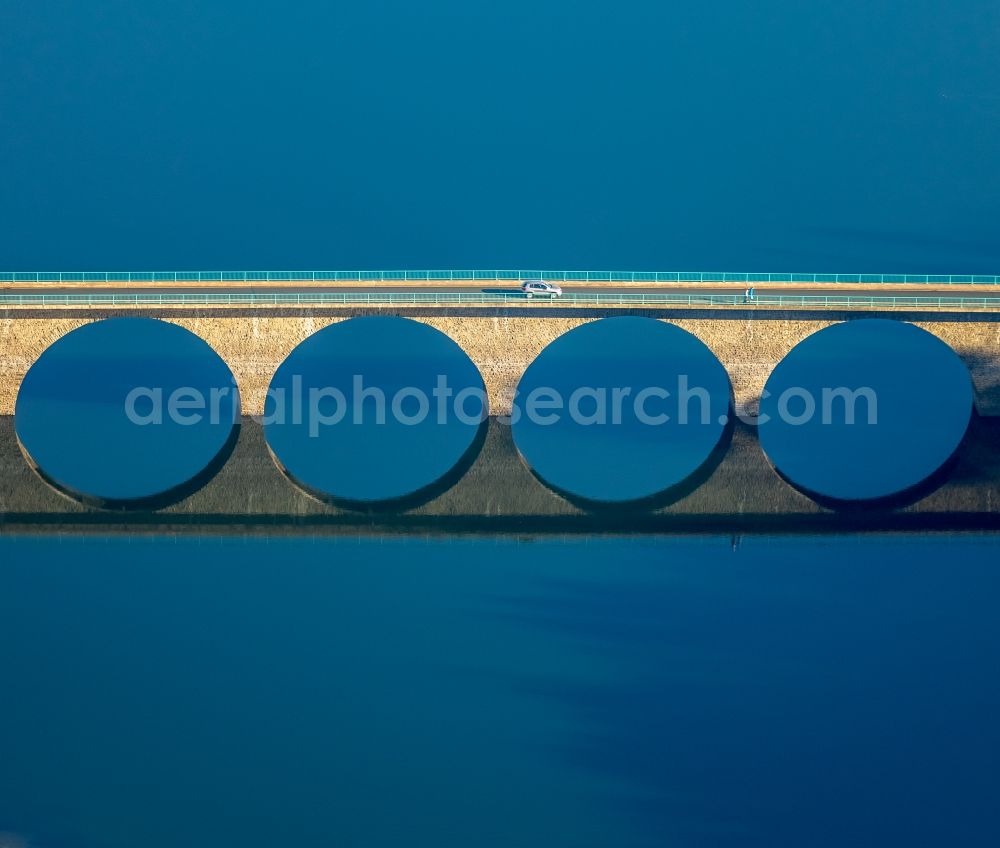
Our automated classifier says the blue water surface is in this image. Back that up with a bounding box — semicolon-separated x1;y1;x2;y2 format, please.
15;319;239;505
513;318;731;504
1;2;997;272
759;320;974;503
3;3;1000;846
264;317;486;505
0;534;998;848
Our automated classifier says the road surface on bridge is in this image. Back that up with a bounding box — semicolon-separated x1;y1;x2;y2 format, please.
5;284;1000;299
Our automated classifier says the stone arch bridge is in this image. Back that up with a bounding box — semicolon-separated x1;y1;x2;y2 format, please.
3;302;1000;534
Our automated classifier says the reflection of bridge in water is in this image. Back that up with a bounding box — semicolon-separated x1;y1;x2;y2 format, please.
4;415;1000;536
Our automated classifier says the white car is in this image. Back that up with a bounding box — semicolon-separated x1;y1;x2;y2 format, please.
520;280;563;299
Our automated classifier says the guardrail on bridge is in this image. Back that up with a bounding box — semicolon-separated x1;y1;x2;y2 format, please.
2;292;1000;310
2;269;1000;285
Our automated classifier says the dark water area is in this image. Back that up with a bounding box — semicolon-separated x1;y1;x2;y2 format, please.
14;319;239;506
264;317;486;506
513;317;731;504
0;534;998;848
759;319;974;504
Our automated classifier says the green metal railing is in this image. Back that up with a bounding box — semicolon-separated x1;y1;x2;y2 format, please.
1;269;999;285
2;291;1000;310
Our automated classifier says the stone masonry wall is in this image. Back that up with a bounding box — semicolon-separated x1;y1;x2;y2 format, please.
3;310;1000;417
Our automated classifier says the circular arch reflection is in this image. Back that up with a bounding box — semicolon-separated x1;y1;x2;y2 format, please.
263;316;488;511
15;318;241;509
511;317;733;508
758;319;974;508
